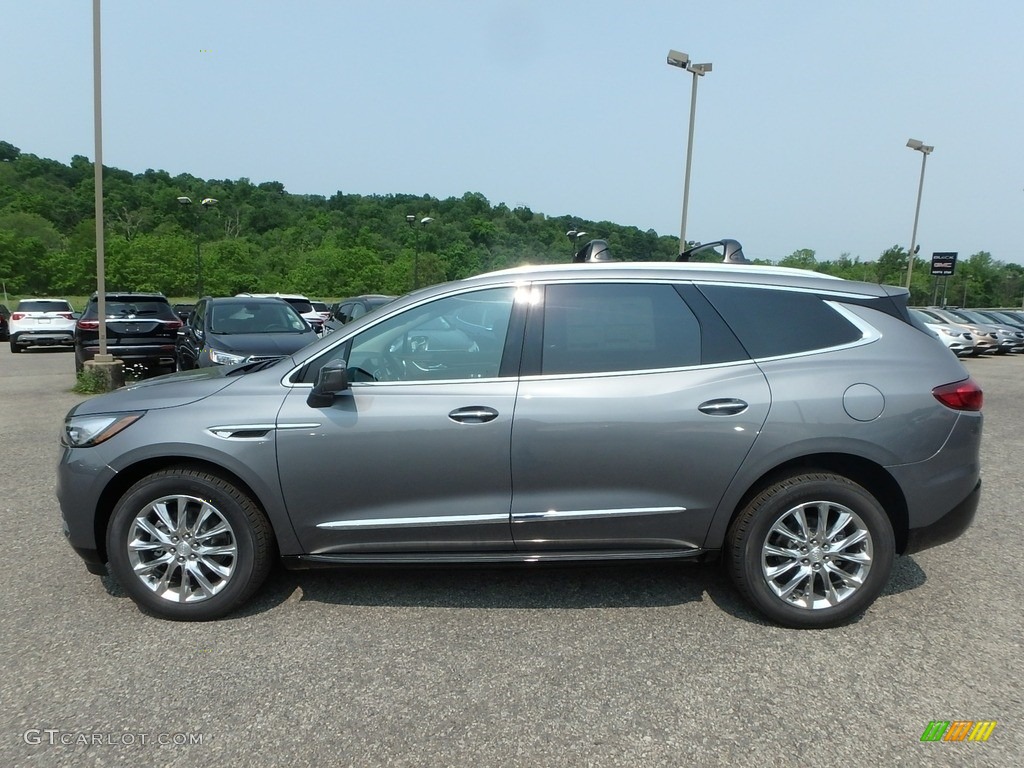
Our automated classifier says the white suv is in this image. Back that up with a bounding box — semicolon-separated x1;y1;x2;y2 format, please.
9;298;77;352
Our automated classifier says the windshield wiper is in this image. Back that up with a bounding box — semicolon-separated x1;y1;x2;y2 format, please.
224;358;282;376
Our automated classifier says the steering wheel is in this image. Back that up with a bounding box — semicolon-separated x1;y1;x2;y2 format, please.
264;323;289;332
360;351;404;382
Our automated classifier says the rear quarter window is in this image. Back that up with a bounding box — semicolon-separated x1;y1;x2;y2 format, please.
698;284;863;358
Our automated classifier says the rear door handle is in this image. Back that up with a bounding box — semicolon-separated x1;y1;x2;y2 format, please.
448;406;499;424
698;398;749;416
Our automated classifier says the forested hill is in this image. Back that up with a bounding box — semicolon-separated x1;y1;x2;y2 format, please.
2;140;1022;306
0;140;678;299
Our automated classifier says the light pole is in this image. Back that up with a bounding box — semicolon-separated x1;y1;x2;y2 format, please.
667;49;712;255
406;215;433;290
904;138;933;291
177;196;218;296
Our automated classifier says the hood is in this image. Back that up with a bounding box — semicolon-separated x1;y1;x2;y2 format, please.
70;366;238;416
209;331;317;357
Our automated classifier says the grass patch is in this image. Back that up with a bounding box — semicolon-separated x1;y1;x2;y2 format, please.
72;367;109;395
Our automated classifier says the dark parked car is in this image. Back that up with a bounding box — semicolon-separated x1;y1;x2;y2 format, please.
74;293;182;376
176;296;319;369
0;304;9;341
172;303;195;323
58;259;982;628
324;294;395;333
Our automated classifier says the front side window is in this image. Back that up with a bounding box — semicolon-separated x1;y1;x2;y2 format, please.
540;283;701;375
305;287;517;383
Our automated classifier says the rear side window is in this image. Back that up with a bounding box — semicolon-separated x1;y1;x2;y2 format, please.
540;283;701;375
698;284;862;358
16;300;72;313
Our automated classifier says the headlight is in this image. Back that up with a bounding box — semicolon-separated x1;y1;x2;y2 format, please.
208;348;246;365
62;413;144;447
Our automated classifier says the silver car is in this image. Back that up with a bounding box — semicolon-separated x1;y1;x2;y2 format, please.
908;308;976;357
915;307;1001;355
57;262;983;628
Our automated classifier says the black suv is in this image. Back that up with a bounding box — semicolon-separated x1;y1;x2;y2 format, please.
324;294;395;334
74;293;182;376
0;304;9;340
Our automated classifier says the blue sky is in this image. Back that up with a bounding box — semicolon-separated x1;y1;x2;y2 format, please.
4;1;1023;265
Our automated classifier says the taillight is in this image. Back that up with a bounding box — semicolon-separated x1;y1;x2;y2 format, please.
166;319;182;330
77;319;100;331
932;378;983;411
58;312;74;320
11;312;25;321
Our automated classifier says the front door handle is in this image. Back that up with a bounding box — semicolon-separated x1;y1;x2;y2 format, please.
448;406;499;424
698;398;749;416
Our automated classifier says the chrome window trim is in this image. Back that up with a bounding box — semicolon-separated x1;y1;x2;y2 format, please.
282;277;886;387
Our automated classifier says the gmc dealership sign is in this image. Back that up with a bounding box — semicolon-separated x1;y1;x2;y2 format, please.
931;252;958;276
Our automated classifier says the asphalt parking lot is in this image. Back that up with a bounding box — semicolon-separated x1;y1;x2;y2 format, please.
1;345;1020;766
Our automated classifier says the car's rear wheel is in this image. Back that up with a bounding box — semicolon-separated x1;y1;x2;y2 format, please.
106;468;274;621
10;340;20;353
726;472;894;629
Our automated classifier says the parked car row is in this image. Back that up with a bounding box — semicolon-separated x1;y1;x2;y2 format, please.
912;306;1024;357
3;291;368;377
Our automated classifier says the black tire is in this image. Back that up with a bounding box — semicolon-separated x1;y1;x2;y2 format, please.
106;468;275;621
10;340;20;353
726;472;894;629
74;355;84;373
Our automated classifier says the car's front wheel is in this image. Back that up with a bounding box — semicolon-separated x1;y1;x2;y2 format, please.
106;468;275;621
726;472;894;629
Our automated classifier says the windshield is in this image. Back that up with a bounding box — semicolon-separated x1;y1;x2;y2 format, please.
209;302;310;334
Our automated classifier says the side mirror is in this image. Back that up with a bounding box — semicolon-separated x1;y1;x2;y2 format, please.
307;360;350;407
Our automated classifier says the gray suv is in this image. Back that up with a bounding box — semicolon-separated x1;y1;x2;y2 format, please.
57;261;983;628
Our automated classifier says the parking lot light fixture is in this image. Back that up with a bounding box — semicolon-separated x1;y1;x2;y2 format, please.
178;196;218;297
407;215;433;290
904;138;934;290
667;49;712;254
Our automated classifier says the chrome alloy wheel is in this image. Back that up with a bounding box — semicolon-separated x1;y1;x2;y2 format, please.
126;494;238;603
761;501;873;610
